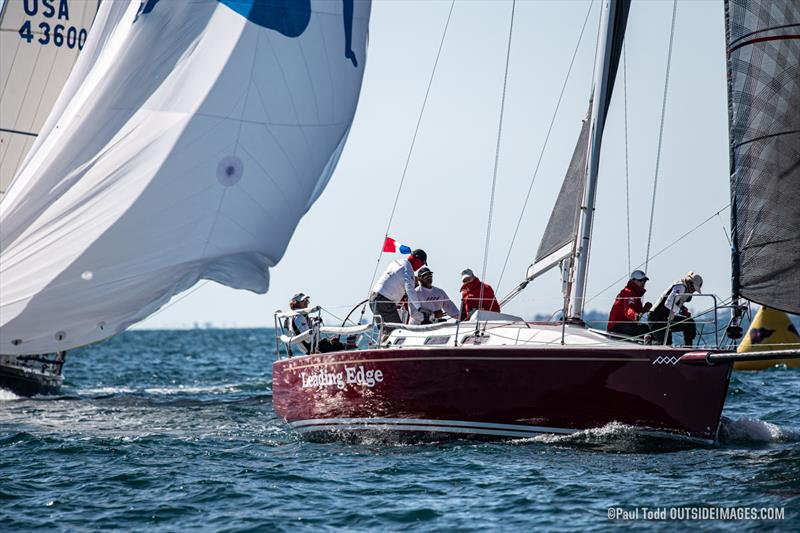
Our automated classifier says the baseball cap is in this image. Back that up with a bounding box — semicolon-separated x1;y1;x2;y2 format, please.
630;270;649;281
417;266;433;277
411;249;427;264
461;268;475;282
290;292;309;303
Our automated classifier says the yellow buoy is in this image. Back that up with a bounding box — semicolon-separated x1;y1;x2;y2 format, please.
735;307;800;370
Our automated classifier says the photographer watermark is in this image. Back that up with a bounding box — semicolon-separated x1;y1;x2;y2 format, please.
608;506;785;521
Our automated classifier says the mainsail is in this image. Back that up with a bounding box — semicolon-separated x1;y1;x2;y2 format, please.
725;0;800;315
526;0;630;285
0;0;99;195
0;0;371;354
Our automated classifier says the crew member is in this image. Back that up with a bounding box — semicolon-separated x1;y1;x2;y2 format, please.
649;272;703;346
410;267;459;324
286;293;344;354
370;249;427;330
607;270;652;339
460;268;500;320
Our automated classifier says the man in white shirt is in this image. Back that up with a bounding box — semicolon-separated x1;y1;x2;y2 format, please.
649;272;703;346
370;249;427;330
410;267;459;324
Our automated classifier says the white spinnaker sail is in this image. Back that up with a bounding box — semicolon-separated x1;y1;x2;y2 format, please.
0;0;99;195
0;0;371;354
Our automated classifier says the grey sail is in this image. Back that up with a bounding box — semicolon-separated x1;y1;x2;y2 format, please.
527;0;630;281
725;0;800;314
532;108;590;270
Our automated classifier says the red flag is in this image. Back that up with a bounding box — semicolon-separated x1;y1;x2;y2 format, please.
382;236;397;253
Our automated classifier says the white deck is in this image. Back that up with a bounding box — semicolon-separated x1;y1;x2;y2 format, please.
384;311;638;349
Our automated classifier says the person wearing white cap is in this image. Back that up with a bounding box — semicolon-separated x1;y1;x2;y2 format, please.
286;293;313;353
649;271;703;346
607;270;653;339
286;293;344;354
410;267;459;324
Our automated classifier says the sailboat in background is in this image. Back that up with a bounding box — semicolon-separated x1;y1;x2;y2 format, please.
0;0;372;395
736;307;800;370
271;0;800;444
0;0;100;393
0;0;99;196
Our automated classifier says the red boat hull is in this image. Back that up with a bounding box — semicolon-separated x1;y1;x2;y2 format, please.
272;346;732;444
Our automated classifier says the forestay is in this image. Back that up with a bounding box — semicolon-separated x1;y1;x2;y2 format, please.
725;0;800;314
0;0;371;354
0;0;99;195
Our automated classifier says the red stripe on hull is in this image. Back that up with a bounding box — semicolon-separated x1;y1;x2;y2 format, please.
272;346;732;443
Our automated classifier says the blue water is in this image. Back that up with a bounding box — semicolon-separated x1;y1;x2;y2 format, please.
1;329;798;531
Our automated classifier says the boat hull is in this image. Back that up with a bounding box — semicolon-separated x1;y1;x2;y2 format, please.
0;354;64;396
272;346;732;444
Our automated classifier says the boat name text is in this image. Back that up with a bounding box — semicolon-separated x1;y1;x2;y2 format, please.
300;366;383;390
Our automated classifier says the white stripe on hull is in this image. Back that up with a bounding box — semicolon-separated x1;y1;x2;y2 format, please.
288;417;715;445
291;417;576;434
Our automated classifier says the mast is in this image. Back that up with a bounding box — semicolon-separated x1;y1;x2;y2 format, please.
568;0;625;321
724;0;743;338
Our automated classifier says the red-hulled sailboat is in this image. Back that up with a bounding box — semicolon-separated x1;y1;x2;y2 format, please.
272;0;800;444
273;315;731;444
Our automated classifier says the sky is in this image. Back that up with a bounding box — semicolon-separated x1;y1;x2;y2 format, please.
135;0;733;329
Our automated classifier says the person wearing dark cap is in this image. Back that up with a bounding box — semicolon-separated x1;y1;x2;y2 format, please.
459;268;500;320
410;267;459;324
370;249;427;330
607;270;652;339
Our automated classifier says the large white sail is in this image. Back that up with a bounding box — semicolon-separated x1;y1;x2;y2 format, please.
0;0;371;354
0;0;99;195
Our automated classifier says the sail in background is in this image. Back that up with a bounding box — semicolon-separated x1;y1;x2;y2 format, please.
735;306;800;370
0;0;371;354
726;0;800;314
0;0;99;195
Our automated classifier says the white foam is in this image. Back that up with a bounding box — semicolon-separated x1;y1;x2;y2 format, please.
0;388;21;401
79;386;137;395
719;417;800;443
513;422;639;445
78;383;236;396
142;384;235;395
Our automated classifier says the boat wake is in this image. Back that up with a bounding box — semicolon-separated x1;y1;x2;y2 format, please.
517;422;699;452
516;418;800;451
76;381;271;398
717;416;800;445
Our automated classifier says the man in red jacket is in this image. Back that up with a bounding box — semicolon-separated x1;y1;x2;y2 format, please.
607;270;652;338
460;268;500;320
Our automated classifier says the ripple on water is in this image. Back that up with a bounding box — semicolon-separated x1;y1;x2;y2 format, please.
1;329;799;530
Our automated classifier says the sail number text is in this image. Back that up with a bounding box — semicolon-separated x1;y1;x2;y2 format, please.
17;0;88;51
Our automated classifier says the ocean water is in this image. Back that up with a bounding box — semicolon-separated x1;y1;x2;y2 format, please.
1;329;798;531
